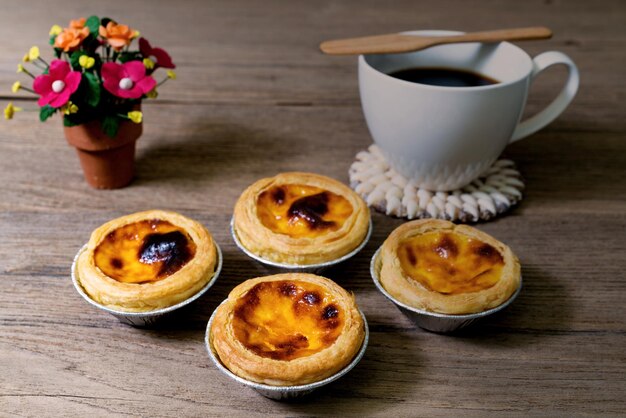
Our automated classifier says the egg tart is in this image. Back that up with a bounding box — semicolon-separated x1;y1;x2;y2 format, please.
233;172;370;265
378;220;520;315
75;210;218;312
210;273;365;386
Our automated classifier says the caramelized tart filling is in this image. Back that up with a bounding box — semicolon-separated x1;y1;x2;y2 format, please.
256;184;353;238
398;232;504;295
232;280;344;360
94;219;196;284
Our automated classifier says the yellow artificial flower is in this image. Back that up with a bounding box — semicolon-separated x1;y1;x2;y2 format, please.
22;53;30;63
143;58;155;70
62;102;79;115
133;30;141;38
4;102;22;120
78;55;95;69
146;88;158;99
127;111;143;124
28;46;40;62
17;63;25;73
166;70;177;80
49;24;63;36
12;81;21;93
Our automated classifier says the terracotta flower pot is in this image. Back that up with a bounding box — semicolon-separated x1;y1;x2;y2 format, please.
64;119;142;189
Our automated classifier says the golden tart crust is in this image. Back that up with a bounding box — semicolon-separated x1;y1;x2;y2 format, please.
76;210;217;312
233;172;370;265
378;220;520;315
210;273;365;386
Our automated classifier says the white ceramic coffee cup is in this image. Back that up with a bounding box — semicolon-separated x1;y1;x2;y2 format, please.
359;30;579;191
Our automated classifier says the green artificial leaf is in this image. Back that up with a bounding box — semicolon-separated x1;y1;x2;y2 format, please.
84;72;101;107
39;105;56;122
86;16;100;35
118;51;139;63
53;48;62;59
82;34;100;53
63;115;79;127
70;51;83;70
49;34;56;46
101;115;120;138
93;55;103;71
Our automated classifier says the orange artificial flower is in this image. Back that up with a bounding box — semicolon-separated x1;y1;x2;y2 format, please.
99;22;134;50
54;26;90;52
69;17;86;29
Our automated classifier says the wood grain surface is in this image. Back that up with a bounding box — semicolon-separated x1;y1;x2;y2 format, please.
1;0;625;416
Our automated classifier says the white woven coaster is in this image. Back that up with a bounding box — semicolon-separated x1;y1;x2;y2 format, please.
349;145;525;222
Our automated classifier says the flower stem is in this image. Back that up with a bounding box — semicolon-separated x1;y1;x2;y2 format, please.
31;60;46;70
37;56;49;67
156;77;169;87
20;67;35;79
19;86;36;94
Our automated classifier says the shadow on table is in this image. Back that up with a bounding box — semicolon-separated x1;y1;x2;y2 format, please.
134;119;296;185
507;131;625;203
273;329;423;413
448;265;574;346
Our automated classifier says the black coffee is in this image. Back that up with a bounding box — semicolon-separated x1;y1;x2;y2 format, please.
388;67;499;87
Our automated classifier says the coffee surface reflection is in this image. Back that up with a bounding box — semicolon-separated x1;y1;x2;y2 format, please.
388;67;499;87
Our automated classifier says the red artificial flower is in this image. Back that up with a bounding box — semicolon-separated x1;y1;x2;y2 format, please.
139;37;175;69
32;60;81;108
101;61;156;99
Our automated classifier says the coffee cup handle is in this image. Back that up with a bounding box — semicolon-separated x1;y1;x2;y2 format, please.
510;51;579;143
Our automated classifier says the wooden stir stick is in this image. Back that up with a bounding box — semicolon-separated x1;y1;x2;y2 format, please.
320;27;552;55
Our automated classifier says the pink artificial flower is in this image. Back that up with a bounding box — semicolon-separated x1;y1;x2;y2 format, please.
101;61;156;99
32;60;81;108
139;37;175;69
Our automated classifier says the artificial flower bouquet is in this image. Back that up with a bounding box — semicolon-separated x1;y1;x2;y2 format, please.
7;15;176;137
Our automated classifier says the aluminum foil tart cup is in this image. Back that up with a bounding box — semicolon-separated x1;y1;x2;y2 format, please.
71;243;223;327
370;246;522;333
230;217;372;275
205;301;369;400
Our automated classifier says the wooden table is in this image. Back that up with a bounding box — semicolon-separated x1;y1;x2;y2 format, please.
1;0;625;416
